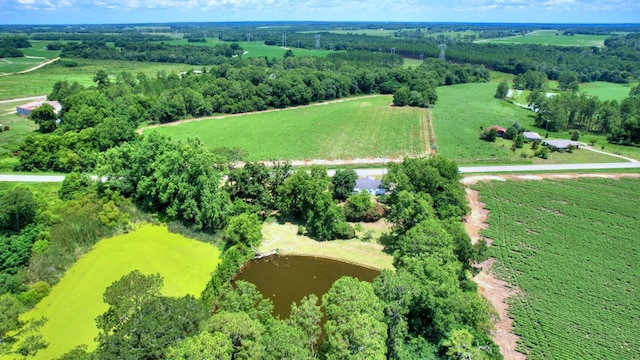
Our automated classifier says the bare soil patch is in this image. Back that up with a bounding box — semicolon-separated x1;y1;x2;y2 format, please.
463;172;640;185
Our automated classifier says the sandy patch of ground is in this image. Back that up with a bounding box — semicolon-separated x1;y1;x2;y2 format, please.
463;172;640;185
259;222;394;271
464;184;526;360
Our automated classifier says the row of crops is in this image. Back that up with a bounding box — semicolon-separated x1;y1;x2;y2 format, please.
474;177;640;359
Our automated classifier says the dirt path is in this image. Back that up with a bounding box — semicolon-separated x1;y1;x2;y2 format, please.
464;172;640;360
137;94;386;135
424;108;437;154
18;57;60;74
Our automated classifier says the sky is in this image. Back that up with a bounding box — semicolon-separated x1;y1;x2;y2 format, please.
0;0;638;25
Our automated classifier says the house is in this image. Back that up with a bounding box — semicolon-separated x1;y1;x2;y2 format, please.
523;131;543;142
543;139;581;151
16;100;61;117
353;176;386;196
487;126;506;137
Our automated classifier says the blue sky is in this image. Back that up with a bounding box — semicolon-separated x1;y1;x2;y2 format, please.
0;0;638;24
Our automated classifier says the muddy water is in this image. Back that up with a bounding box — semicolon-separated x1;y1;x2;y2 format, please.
234;255;380;318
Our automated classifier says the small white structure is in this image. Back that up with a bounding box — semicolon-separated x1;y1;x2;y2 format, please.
523;132;543;142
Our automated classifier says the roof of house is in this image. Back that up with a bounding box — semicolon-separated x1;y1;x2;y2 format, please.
488;125;506;132
543;139;581;149
17;100;62;114
354;176;382;190
523;131;542;140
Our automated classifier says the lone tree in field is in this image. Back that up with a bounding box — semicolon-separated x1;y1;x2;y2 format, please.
495;80;509;99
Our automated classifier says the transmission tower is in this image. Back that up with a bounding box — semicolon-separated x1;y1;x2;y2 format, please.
419;53;424;61
245;33;252;42
202;31;207;38
282;35;287;48
438;43;447;61
390;47;396;55
314;34;321;50
329;43;334;51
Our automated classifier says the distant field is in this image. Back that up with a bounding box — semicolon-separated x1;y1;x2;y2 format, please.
302;29;396;37
402;58;424;68
147;95;427;161
431;82;627;165
0;59;196;100
20;225;220;360
22;40;62;58
427;30;478;39
483;30;608;47
161;39;333;58
579;81;633;101
475;178;640;359
0;57;47;74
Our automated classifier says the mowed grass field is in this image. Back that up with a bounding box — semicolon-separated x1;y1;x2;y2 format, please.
148;95;428;161
162;39;333;58
484;30;608;47
474;178;640;359
0;59;197;100
578;81;634;101
0;101;37;164
19;225;220;360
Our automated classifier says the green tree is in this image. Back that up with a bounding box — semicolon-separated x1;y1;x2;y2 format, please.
494;80;509;99
224;213;263;248
93;69;111;89
344;190;382;222
204;311;265;360
0;294;47;357
29;103;57;133
167;331;233;360
322;277;387;360
441;328;491;360
558;71;580;92
59;172;94;200
213;281;274;325
393;86;411;106
261;319;312;360
332;169;357;201
288;294;323;353
0;186;38;233
514;133;524;148
96;270;163;342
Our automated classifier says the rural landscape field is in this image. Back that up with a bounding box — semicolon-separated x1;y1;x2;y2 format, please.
474;178;640;359
1;17;640;360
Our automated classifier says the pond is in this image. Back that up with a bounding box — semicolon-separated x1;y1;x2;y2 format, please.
234;255;380;318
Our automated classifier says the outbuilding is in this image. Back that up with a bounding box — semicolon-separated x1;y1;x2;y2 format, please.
16;100;62;117
523;131;543;142
487;126;506;137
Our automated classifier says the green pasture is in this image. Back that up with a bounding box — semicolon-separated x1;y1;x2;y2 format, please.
305;29;396;37
484;30;608;47
475;178;640;359
162;39;333;58
0;59;196;100
0;57;47;74
18;225;220;360
0;102;37;160
432;82;630;165
22;40;62;58
578;81;633;101
402;58;424;68
147;95;427;161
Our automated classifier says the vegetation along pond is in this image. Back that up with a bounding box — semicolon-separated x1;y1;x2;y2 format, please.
235;255;379;318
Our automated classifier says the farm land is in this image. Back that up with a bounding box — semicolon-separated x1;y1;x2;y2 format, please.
474;177;640;359
161;39;334;58
482;29;609;47
147;95;430;161
20;225;221;360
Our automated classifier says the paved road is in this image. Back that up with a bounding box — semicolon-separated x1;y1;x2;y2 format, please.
2;162;639;183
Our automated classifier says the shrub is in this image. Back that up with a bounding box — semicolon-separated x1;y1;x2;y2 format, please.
297;225;305;236
531;141;539;150
571;131;580;141
589;137;598;146
535;146;549;159
480;128;497;142
334;222;355;240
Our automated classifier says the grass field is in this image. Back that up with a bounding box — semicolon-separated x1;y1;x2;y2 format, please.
19;225;220;360
0;57;48;74
162;39;333;58
21;40;62;58
578;81;633;101
259;221;393;271
483;30;608;47
474;178;640;359
402;58;424;68
433;82;634;164
0;59;197;100
147;95;428;161
304;29;396;37
428;30;478;39
0;101;37;160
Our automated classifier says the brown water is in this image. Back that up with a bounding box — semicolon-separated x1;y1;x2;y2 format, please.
234;255;380;318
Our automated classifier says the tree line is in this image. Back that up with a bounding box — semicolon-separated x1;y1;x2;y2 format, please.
18;56;487;173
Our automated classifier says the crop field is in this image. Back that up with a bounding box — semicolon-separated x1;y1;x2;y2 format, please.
20;225;220;360
0;59;195;100
474;178;640;359
484;30;608;47
579;81;633;101
147;95;428;161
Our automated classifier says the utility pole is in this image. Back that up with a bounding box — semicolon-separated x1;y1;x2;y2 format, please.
438;43;447;61
282;35;287;48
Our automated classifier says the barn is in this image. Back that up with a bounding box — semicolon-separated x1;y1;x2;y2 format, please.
16;100;62;117
543;139;581;151
523;131;543;142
